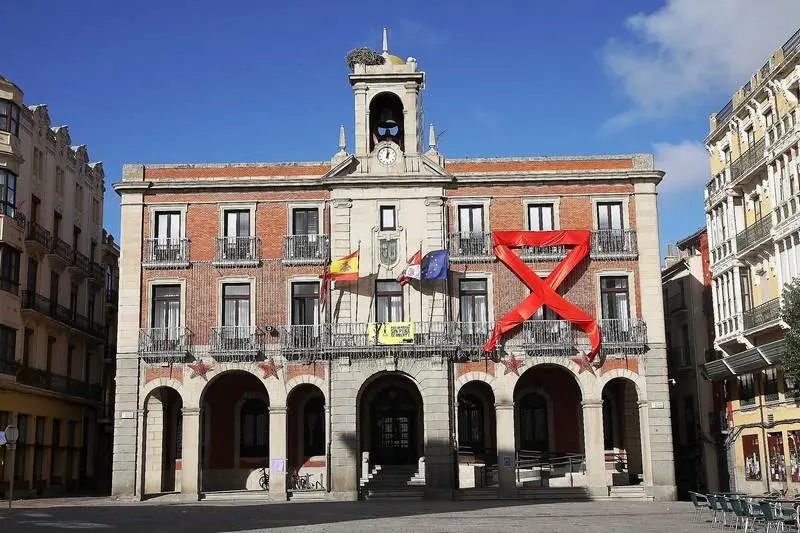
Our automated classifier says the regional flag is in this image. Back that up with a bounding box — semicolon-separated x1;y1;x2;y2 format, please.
398;250;422;286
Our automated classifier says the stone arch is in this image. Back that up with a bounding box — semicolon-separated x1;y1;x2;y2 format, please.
456;379;497;462
593;368;646;403
600;376;644;485
455;371;503;403
140;379;184;409
286;382;326;473
285;375;329;405
141;385;183;496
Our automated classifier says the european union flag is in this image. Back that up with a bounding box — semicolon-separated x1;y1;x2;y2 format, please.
421;250;449;280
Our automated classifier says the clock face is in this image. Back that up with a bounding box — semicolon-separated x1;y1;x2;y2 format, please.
377;146;397;166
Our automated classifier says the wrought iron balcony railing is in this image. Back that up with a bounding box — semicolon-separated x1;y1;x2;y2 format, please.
0;357;19;376
209;326;265;362
52;238;73;264
520;245;567;261
71;250;89;273
89;261;104;280
138;327;192;363
523;320;574;353
730;138;765;184
716;100;733;126
214;236;260;266
599;318;647;347
742;298;781;331
448;232;493;261
735;216;772;253
784;28;800;55
15;366;102;402
590;230;638;259
283;234;330;265
25;221;51;249
143;238;190;267
21;291;104;340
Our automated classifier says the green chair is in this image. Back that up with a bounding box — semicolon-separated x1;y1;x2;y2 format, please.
728;498;749;531
759;500;784;533
707;495;722;527
690;492;710;523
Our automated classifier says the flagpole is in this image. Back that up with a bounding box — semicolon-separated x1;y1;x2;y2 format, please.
354;241;361;324
418;241;423;324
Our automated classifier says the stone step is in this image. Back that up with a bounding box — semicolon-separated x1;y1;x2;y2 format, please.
201;490;269;502
365;489;425;500
455;488;498;500
609;486;651;501
518;487;592;501
288;490;328;501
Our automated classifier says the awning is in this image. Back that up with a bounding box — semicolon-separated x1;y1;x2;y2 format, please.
702;338;786;380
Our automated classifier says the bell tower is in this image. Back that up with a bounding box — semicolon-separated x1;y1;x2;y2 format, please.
347;28;425;159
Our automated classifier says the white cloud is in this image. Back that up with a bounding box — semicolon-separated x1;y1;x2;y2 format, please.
653;140;709;194
603;0;800;125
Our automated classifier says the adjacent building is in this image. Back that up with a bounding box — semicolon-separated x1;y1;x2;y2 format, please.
112;34;676;501
0;75;118;497
662;229;727;498
703;27;800;493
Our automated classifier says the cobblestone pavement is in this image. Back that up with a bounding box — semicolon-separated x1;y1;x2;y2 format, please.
0;498;703;532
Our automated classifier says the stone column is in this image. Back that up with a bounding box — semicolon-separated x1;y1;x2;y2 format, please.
638;401;654;488
143;396;164;495
329;364;358;499
420;362;454;499
495;403;516;497
177;407;201;499
268;406;287;501
582;400;606;495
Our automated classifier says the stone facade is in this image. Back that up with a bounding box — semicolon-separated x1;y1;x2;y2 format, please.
112;36;675;501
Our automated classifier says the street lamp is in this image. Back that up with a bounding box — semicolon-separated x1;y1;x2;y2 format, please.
4;424;19;511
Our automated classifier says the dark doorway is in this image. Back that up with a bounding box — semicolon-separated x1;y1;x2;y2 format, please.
361;375;423;466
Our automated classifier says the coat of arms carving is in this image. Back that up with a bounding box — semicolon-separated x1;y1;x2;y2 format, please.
379;235;399;267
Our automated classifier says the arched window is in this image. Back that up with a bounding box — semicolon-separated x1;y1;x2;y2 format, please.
519;393;548;452
240;399;269;458
303;396;325;458
458;394;485;453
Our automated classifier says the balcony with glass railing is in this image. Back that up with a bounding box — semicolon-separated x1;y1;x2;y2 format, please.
282;234;330;265
735;216;773;254
209;326;265;362
138;327;192;363
143;238;190;268
213;236;260;267
742;297;781;332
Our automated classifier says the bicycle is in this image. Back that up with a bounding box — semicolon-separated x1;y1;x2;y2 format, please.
258;466;270;491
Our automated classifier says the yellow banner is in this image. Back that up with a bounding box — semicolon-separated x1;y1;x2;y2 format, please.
368;322;415;345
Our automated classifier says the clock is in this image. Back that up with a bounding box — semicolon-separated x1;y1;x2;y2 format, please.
377;146;397;166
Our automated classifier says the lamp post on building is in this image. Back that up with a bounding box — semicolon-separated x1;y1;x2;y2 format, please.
4;424;19;510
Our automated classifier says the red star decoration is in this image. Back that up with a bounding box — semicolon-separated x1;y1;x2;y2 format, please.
500;355;524;376
258;361;283;380
188;360;214;380
571;353;596;376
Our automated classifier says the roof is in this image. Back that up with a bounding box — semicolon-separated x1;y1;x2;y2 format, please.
676;226;707;251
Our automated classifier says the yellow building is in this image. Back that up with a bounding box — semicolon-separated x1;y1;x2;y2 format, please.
0;75;118;497
703;27;800;493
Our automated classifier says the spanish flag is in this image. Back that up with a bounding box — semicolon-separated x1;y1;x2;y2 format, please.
326;250;359;281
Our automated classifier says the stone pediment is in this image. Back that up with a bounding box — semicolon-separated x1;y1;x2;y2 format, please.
322;152;452;183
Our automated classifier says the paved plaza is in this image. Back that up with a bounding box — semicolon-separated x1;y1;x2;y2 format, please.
0;498;702;532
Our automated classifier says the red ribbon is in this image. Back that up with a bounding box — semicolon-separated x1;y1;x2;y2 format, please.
482;230;601;361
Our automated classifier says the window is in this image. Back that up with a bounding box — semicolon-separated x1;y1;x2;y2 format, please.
596;202;624;231
46;336;55;372
33;417;45;480
458;394;486;454
23;328;33;366
74;183;84;212
84;349;92;382
683;397;696;446
66;345;74;379
66;420;76;481
92;199;100;225
222;283;251;331
292;208;318;235
14;415;27;481
739;373;756;407
0;99;20;136
33;148;43;178
528;204;554;231
600;276;630;321
740;270;753;312
55;167;64;195
224;209;250;238
764;367;780;402
376;280;403;322
222;210;253;261
379;206;396;231
458;205;484;233
303;396;325;457
240;398;269;458
459;279;488;324
680;325;691;366
0;325;15;363
0;169;16;217
50;419;61;480
88;295;95;324
53;211;62;241
90;241;97;264
765;109;775;128
153;211;182;261
722;147;731;164
0;245;20;295
745;127;755;147
152;285;181;339
69;282;78;317
291;282;319;326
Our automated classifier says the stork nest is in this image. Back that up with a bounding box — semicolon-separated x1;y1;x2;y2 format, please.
346;48;385;71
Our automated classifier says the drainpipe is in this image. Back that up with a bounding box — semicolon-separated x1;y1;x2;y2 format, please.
758;371;771;493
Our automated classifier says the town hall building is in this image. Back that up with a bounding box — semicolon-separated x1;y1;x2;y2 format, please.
110;32;676;502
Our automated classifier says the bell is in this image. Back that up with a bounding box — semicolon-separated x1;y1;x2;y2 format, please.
377;108;398;129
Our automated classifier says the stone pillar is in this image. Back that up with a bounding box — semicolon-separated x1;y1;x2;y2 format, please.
329;363;358;500
495;403;516;497
330;199;353;323
638;401;654;488
423;197;446;322
582;400;606;495
421;361;454;499
143;395;165;495
268;406;287;501
112;168;146;498
180;407;201;499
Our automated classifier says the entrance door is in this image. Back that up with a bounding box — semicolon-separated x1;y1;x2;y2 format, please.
519;393;549;452
370;386;417;465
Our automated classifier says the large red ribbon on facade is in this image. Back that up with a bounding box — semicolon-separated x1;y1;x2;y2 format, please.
482;230;602;361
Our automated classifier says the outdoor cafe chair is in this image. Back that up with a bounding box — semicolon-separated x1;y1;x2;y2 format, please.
690;492;711;523
759;500;785;533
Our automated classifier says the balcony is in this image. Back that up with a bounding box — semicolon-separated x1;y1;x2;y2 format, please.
209;326;265;362
519;245;567;262
705;170;730;207
25;221;51;254
143;238;190;268
599;318;647;348
0;209;25;245
766;108;799;155
21;291;105;341
48;238;73;267
448;232;493;262
742;298;781;331
138;327;192;364
213;236;260;267
590;230;638;260
710;238;736;266
735;216;772;254
283;235;330;265
775;192;800;229
523;320;574;354
15;366;102;402
89;261;105;283
730;138;765;185
67;250;90;277
0;357;20;376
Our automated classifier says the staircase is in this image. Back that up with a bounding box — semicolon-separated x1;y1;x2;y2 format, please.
360;464;425;500
609;485;651;501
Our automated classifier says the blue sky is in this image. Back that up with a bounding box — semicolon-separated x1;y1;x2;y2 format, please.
5;0;800;253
